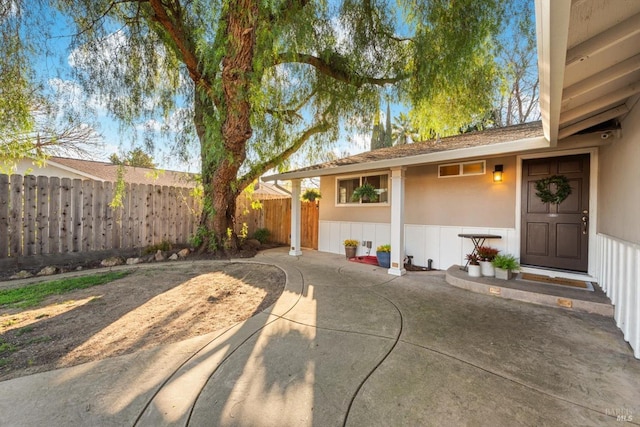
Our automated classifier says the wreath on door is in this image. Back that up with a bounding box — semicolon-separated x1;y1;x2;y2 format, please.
534;175;572;204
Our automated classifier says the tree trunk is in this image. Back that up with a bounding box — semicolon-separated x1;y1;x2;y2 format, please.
197;0;258;253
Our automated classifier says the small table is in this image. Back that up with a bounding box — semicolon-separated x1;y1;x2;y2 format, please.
458;234;502;270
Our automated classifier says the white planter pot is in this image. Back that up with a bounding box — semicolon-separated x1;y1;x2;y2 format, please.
480;261;495;277
468;264;481;277
495;268;512;280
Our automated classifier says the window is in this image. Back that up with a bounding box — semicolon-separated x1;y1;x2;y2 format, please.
337;173;389;205
438;160;486;178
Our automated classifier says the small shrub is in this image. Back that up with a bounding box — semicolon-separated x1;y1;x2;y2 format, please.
491;254;520;270
144;240;173;255
477;246;499;261
253;228;271;244
344;239;359;247
376;244;391;252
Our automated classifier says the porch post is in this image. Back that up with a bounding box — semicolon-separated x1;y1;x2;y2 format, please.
289;179;303;256
388;167;406;276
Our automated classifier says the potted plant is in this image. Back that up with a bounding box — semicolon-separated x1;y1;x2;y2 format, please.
344;239;359;259
465;253;481;277
351;182;379;203
477;246;499;277
301;188;321;202
491;254;520;280
376;244;391;268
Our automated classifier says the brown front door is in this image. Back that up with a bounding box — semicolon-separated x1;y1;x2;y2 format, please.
521;154;590;272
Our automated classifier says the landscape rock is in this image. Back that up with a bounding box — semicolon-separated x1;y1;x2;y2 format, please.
177;248;190;258
10;270;33;279
126;257;142;265
154;250;165;262
76;266;83;271
100;257;124;268
243;239;261;250
169;253;179;261
37;266;57;276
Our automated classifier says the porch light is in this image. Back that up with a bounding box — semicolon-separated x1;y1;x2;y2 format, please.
493;165;503;182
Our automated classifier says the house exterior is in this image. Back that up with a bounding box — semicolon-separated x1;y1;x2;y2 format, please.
264;0;640;358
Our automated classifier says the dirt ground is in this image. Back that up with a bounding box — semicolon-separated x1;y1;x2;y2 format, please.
0;262;285;382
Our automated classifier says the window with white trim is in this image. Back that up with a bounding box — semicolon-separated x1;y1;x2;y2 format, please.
336;173;389;205
438;160;486;178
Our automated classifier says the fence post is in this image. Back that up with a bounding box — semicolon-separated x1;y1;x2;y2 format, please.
0;175;9;258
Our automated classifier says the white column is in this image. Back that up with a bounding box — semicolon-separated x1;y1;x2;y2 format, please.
289;179;303;256
388;167;406;276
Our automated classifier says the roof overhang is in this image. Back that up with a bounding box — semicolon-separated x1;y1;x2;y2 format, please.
264;136;548;181
535;0;571;146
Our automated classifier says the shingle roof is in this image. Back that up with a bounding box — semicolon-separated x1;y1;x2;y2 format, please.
290;121;543;174
48;157;197;188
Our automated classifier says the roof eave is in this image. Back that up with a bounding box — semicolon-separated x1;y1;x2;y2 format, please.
263;136;549;181
45;159;105;182
535;0;571;146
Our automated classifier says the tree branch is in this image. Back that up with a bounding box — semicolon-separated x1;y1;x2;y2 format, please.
148;0;218;104
237;119;331;190
276;52;406;87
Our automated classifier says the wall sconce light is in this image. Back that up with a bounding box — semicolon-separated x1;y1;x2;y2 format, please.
493;164;503;182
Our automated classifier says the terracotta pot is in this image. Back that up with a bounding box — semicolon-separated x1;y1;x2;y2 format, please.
345;246;357;259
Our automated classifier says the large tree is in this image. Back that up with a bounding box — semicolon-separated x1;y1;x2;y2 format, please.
45;0;506;252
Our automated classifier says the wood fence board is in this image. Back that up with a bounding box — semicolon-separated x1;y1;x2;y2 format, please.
37;176;49;254
60;178;72;253
0;175;9;258
167;186;175;243
104;182;113;250
49;177;61;254
120;183;130;249
82;180;93;252
146;185;154;246
9;175;23;256
72;179;83;252
24;175;37;256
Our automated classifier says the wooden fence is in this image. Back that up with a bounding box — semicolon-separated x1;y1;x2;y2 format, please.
0;174;200;258
236;198;319;249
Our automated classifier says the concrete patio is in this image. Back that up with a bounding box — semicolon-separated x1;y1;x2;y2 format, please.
0;248;638;426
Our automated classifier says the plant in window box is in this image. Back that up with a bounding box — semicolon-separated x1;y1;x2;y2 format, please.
343;239;359;259
301;188;321;202
477;246;499;277
376;244;391;268
465;253;481;277
491;254;520;280
351;182;379;203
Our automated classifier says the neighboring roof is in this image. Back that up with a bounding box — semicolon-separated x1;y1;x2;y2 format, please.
265;121;545;181
252;181;291;199
47;157;197;188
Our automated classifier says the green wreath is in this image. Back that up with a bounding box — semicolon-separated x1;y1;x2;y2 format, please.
534;175;572;204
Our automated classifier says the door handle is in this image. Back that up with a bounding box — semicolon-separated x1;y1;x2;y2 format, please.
581;215;589;234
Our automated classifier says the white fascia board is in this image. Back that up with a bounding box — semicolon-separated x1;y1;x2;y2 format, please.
45;160;105;182
535;0;571;146
263;136;550;181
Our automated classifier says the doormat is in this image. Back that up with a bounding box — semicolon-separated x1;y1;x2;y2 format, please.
348;256;379;266
518;273;593;290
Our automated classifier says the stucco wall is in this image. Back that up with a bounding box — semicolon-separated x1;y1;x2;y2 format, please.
319;175;390;223
598;106;640;244
404;156;517;227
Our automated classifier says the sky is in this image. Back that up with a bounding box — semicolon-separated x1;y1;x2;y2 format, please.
27;1;534;175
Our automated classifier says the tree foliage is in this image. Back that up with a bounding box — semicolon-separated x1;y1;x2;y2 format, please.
39;0;507;252
109;148;156;168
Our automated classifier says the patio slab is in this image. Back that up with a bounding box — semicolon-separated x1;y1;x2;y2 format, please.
0;248;638;426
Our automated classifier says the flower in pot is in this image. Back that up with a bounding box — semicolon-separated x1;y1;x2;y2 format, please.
465;253;481;277
301;188;321;203
344;239;359;259
491;254;520;280
376;244;391;268
477;246;499;277
351;182;379;203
